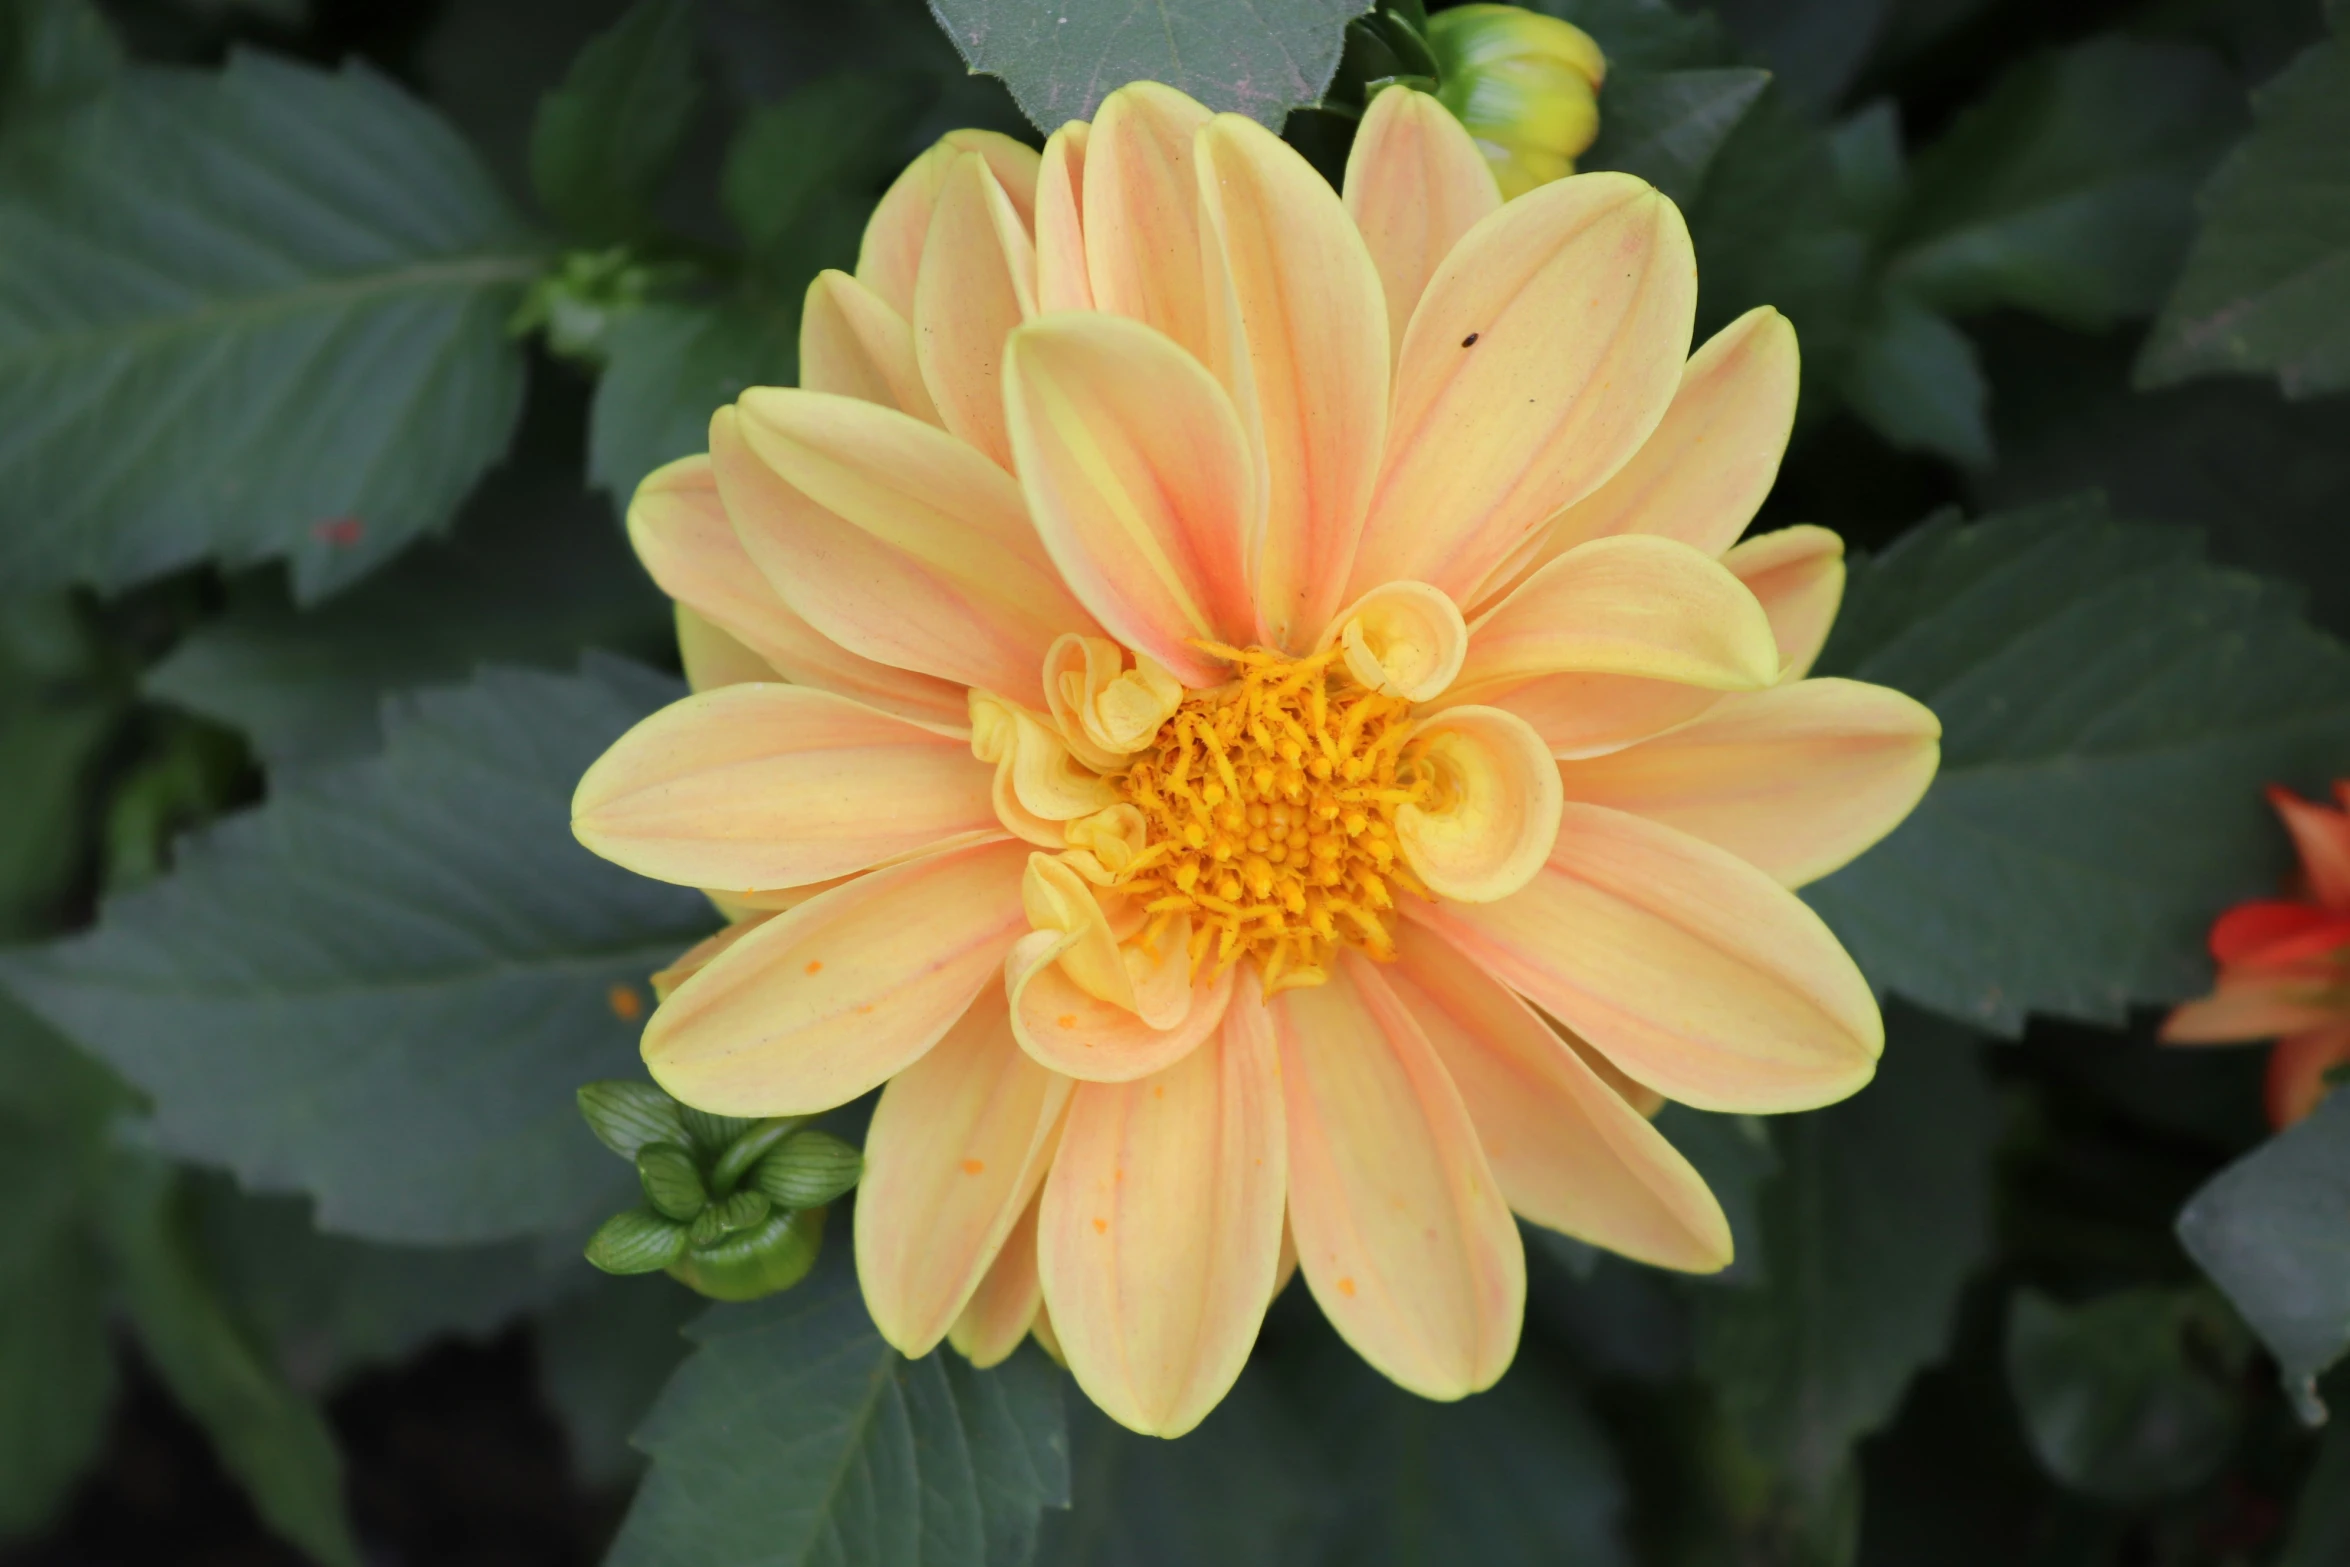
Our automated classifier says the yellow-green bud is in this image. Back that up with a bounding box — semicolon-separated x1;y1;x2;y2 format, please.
1426;4;1607;198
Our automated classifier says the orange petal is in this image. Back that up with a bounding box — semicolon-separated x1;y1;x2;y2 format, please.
2162;972;2347;1044
717;394;1097;707
1408;803;1882;1113
1002;313;1259;687
1723;526;1845;682
1397;705;1562;902
1083;83;1214;359
856;985;1071;1357
1196;113;1389;650
1477;672;1724;760
857;129;1041;317
629;454;967;722
1036;122;1095;312
1506;306;1799;587
2271;786;2350;911
1274;954;1524;1400
799;269;942;423
643;839;1031;1114
1348;173;1697;604
1039;978;1286;1436
2267;1022;2350;1127
949;1190;1047;1368
1010;937;1233;1082
1389;924;1731;1272
573;684;997;892
1553;679;1942;887
1342;85;1501;371
914;152;1038;469
674;605;776;691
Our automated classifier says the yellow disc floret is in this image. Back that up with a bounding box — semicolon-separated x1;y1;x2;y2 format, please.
1110;642;1437;994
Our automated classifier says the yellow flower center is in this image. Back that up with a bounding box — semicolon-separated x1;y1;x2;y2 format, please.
1109;642;1438;993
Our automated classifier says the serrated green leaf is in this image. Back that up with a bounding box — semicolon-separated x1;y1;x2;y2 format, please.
1695;1012;1996;1506
2175;1088;2350;1421
590;1207;691;1274
579;1079;689;1160
0;0;117;134
753;1129;863;1210
0;660;713;1245
1582;67;1769;206
608;1253;1070;1566
929;0;1367;131
1890;38;2242;329
534;1272;699;1485
1841;290;1993;465
1804;496;2350;1032
722;71;926;279
530;0;701;243
0;51;542;601
0;1228;109;1540
589;297;796;502
1655;1105;1778;1288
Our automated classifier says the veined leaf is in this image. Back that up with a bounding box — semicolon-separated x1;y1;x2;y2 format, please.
530;0;701;244
0;659;713;1245
589;298;796;502
1841;289;1993;466
0;51;542;601
1804;496;2350;1032
1581;66;1771;207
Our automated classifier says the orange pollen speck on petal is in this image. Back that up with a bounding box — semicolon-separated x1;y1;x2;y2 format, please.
1337;1276;1357;1297
1092;1217;1109;1234
606;983;645;1022
961;1159;986;1176
1108;642;1435;992
804;960;824;975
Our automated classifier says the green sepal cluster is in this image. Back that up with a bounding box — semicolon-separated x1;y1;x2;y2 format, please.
578;1078;863;1304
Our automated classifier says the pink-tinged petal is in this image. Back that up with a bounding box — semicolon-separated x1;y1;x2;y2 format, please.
915;153;1039;469
800;269;941;423
1723;526;1845;682
628;454;967;722
1388;925;1731;1272
650;914;775;1004
1275;954;1524;1400
1453;535;1781;698
2210;901;2350;967
1397;705;1562;902
857;129;1041;317
675;606;776;691
1347;173;1697;604
1503;306;1799;591
950;1191;1047;1368
1479;672;1724;760
2270;785;2350;911
1083;83;1214;358
1036;122;1094;312
1010;938;1233;1082
643;839;1031;1114
1196;113;1389;650
856;985;1072;1357
717;393;1098;707
1342;86;1502;370
573;684;998;892
2162;973;2347;1045
1410;804;1882;1113
2268;1022;2350;1127
1040;980;1286;1436
1002;313;1259;687
1553;679;1942;887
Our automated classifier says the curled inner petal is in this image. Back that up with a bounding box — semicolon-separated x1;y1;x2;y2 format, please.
1395;705;1563;903
1324;580;1469;702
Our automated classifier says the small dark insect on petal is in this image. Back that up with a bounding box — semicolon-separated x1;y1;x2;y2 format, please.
1461;332;1480;348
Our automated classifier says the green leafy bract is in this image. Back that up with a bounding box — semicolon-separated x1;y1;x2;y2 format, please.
927;0;1368;130
0;659;713;1245
529;0;702;244
0;51;541;600
1804;496;2350;1032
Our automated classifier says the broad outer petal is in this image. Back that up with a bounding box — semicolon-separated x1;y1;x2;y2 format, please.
1348;173;1697;605
1409;804;1882;1113
1343;86;1502;371
628;453;966;724
643;839;1031;1114
1084;83;1214;360
1036;122;1094;313
1477;672;1725;761
914;152;1038;468
2271;785;2350;911
1275;954;1524;1400
719;393;1098;707
1388;924;1731;1272
573;684;998;891
1040;985;1286;1436
2268;1022;2350;1127
800;269;941;423
1197;113;1389;651
857;129;1041;317
1003;313;1259;687
1553;678;1942;887
1010;941;1234;1082
857;986;1072;1357
950;1191;1047;1368
675;606;776;691
1723;526;1845;682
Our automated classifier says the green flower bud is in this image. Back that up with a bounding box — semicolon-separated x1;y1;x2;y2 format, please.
508;246;671;363
678;1105;759;1157
1426;4;1607;198
710;1189;772;1236
668;1205;827;1303
752;1130;863;1209
586;1208;690;1275
636;1140;707;1220
577;1079;686;1158
708;1116;808;1195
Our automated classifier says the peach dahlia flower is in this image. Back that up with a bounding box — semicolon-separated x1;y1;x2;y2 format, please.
572;82;1941;1437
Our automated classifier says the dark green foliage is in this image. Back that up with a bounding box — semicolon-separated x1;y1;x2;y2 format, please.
529;0;702;244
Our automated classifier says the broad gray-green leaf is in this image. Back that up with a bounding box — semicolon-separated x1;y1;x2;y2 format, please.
589;297;795;501
607;1255;1071;1567
1841;290;1992;466
535;1274;699;1485
2175;1088;2350;1422
1581;66;1770;206
1804;496;2350;1032
0;659;711;1245
928;0;1367;130
0;50;542;600
1656;1106;1778;1287
1695;1012;1995;1505
722;72;925;284
2139;16;2350;396
146;457;668;771
530;0;700;243
1889;37;2242;328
